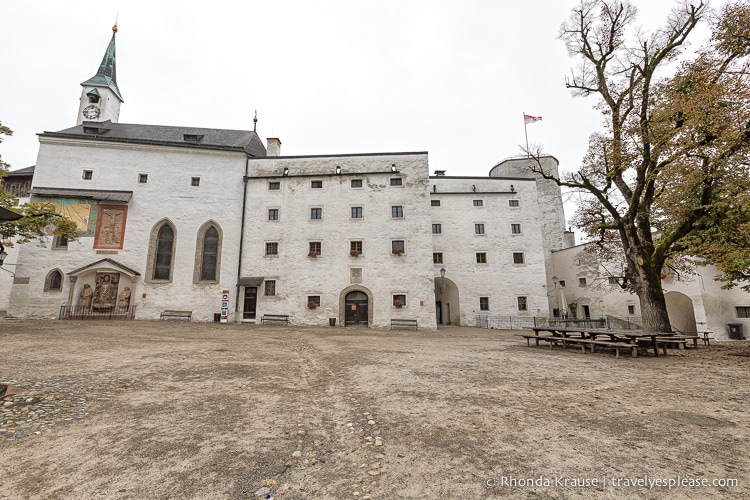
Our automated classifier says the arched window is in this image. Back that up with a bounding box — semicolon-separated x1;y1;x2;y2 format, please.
194;222;223;283
201;226;219;281
154;225;174;280
44;269;63;292
146;220;177;283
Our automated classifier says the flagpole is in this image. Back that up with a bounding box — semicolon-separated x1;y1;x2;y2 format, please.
523;112;529;156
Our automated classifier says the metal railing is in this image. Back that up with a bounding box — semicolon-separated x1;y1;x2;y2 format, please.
59;305;137;320
605;315;642;330
475;315;546;330
476;314;644;331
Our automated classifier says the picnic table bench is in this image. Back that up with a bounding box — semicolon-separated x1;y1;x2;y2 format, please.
391;318;418;330
160;310;192;321
676;332;713;347
527;326;674;357
261;314;290;325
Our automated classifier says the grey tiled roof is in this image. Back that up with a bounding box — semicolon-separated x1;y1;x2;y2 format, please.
5;166;35;176
41;121;267;157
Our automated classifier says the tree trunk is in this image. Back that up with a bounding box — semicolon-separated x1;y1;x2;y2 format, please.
637;277;672;333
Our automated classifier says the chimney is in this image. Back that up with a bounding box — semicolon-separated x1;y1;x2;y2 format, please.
564;230;576;248
267;138;282;157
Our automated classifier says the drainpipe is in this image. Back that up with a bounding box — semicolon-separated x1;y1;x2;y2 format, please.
235;154;250;316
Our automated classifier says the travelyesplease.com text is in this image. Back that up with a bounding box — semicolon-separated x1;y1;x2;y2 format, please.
484;475;738;490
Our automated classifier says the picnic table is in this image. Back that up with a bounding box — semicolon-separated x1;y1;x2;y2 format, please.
527;326;669;357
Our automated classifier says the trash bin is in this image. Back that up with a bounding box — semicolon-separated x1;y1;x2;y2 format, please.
214;313;221;323
329;317;336;327
728;323;744;340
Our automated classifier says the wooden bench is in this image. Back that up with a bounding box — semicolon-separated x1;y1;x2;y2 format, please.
584;339;639;358
518;334;564;348
261;314;290;325
633;337;687;354
685;332;713;346
160;310;192;321
521;334;639;358
391;318;418;330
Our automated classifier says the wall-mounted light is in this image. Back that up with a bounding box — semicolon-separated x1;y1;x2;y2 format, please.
391;164;398;173
283;167;289;176
510;184;515;193
472;185;476;192
335;166;341;175
0;249;7;266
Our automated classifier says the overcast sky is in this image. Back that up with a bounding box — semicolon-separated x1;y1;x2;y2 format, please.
1;1;714;192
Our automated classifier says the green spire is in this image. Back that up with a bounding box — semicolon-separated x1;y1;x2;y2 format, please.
80;25;124;102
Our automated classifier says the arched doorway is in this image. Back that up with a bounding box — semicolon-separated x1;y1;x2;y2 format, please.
341;288;371;326
434;276;460;326
665;291;697;333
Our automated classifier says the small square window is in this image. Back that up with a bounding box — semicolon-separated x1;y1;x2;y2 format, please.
265;280;276;296
475;223;485;235
476;252;487;264
579;277;587;286
431;200;441;207
307;295;321;308
351;207;363;219
736;306;750;318
479;297;489;311
511;223;521;234
138;174;148;184
311;180;323;189
390;178;403;186
517;296;528;311
392;206;404;218
351;179;363;188
191;177;200;187
83;170;93;180
268;182;281;190
311;208;322;220
265;242;279;256
473;200;483;207
393;294;406;307
559;280;566;287
309;241;321;257
509;199;520;207
432;223;442;234
553;308;560;318
350;240;363;256
628;305;636;315
608;276;618;285
392;240;405;255
52;235;68;250
513;252;524;264
433;252;443;264
268;209;279;221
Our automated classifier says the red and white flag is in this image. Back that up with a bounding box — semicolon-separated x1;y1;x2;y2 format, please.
524;114;542;125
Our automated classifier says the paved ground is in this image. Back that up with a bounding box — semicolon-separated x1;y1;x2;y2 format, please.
1;320;749;499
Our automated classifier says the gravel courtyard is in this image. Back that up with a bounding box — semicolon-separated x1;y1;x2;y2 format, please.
1;320;748;499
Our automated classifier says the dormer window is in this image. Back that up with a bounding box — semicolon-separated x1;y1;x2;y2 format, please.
83;126;110;135
183;134;203;143
86;89;101;104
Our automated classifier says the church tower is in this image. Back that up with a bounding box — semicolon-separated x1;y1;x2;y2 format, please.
76;25;124;125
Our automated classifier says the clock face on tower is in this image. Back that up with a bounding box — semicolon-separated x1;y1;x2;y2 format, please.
83;104;101;120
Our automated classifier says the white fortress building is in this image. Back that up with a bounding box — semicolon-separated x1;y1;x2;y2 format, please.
2;27;749;339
